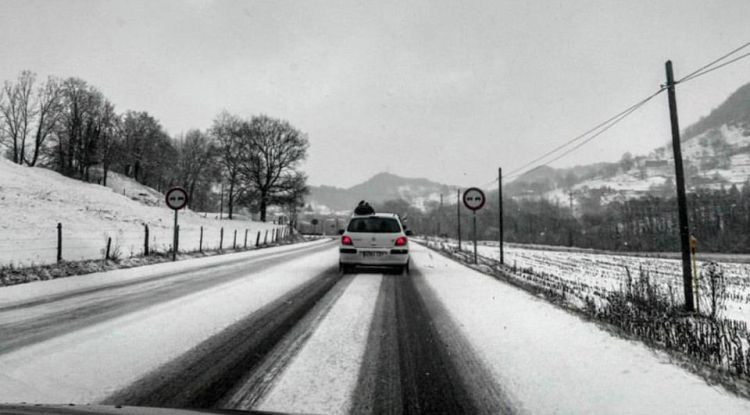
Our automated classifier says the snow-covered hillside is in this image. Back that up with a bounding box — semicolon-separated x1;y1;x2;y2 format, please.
512;82;750;203
306;172;456;213
0;159;281;266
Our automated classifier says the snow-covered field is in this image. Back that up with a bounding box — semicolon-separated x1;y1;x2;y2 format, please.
0;159;283;267
439;238;750;324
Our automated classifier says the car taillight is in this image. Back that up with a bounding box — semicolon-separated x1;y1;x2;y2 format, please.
395;236;407;246
341;235;353;245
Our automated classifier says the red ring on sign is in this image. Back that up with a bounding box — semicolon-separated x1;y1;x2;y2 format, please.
165;187;189;210
462;187;486;211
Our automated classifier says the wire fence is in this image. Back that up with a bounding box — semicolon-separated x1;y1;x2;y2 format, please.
0;222;290;268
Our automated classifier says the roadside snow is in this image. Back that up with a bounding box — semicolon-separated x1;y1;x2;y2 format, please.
0;247;339;404
257;273;382;415
412;244;750;414
0;159;281;266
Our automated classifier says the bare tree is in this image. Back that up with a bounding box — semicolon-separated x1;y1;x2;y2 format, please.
119;110;172;186
28;76;62;166
175;129;215;207
240;115;309;222
0;71;37;164
96;101;119;185
211;111;244;219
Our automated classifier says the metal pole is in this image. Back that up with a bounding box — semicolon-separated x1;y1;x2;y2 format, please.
172;210;178;261
499;167;504;265
473;212;478;264
666;60;694;312
57;222;62;263
457;189;462;250
144;224;149;256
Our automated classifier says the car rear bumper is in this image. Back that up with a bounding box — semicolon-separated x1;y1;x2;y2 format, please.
339;248;409;265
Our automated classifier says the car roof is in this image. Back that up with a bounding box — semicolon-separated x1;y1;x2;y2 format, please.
350;212;400;219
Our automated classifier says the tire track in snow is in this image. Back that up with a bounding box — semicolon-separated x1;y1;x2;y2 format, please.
102;265;342;408
352;268;516;414
218;273;356;410
0;241;334;355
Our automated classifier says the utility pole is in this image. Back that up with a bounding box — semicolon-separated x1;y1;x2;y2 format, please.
437;193;443;237
568;191;574;247
666;60;695;312
457;189;462;250
498;167;504;265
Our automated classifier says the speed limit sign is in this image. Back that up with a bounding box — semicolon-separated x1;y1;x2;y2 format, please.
462;187;486;211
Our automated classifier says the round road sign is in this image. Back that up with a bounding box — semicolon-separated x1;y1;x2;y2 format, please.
165;187;189;210
463;187;486;211
311;218;319;225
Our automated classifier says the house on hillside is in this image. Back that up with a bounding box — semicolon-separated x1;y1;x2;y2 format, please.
643;159;670;176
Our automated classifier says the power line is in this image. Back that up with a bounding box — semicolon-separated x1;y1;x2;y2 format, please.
677;41;750;83
489;40;750;185
506;89;663;180
505;87;665;180
678;50;750;84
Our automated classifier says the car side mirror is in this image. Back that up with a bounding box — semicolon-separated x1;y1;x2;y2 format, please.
405;230;413;236
338;229;345;235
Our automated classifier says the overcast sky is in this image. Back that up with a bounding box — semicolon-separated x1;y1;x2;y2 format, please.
1;0;749;188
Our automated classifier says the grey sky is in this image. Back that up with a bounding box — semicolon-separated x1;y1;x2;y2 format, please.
1;0;749;188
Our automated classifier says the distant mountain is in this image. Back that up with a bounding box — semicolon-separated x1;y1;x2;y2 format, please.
509;81;750;203
306;172;457;213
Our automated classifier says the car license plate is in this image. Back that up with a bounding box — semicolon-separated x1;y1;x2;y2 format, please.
362;251;385;257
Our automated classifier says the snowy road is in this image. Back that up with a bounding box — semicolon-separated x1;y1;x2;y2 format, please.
1;240;750;414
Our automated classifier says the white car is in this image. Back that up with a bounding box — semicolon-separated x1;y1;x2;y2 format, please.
339;213;411;274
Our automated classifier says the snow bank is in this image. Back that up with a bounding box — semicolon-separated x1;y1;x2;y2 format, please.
411;245;750;414
0;159;282;266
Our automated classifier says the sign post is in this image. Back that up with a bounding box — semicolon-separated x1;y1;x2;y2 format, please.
165;187;189;261
463;187;486;264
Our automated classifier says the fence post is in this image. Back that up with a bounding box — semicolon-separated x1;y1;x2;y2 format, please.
244;229;248;248
57;223;62;263
233;229;237;250
106;237;112;260
264;230;268;245
220;227;224;250
199;226;203;253
144;224;149;256
256;231;261;247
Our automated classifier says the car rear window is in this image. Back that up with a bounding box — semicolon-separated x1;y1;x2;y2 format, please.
347;217;402;233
